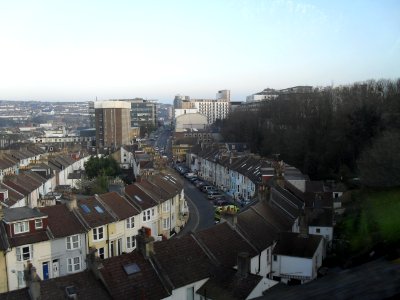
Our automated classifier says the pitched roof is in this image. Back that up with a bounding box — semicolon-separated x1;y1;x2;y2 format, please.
0;271;111;300
270;186;302;219
236;208;278;251
97;192;140;220
2;180;30;196
273;232;322;258
250;201;293;232
306;208;333;227
99;251;170;300
153;235;215;288
124;183;159;211
75;197;116;228
194;222;258;267
39;204;86;238
0;183;25;207
3;206;46;223
196;267;263;300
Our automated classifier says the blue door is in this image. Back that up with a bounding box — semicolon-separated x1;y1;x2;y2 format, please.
42;262;49;280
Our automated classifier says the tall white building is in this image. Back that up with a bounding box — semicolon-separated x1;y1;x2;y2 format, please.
173;90;230;125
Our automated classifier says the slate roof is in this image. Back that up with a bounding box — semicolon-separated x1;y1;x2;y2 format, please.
272;232;322;258
250;201;293;232
0;183;25;207
39;204;86;238
2;180;30;196
124;183;159;211
97;192;140;220
193;222;258;267
153;234;215;288
236;208;278;251
0;270;111;300
306;208;333;227
99;251;170;300
75;197;116;228
196;267;262;300
270;186;302;220
3;206;46;223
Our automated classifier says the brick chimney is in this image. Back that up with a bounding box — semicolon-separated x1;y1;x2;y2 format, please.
26;265;41;300
237;252;250;278
136;227;155;259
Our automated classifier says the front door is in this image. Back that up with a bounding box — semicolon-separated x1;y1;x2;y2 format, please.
110;240;115;257
42;262;49;280
117;238;122;256
52;259;59;278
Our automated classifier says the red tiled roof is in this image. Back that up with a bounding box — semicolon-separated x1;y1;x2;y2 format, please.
76;197;116;228
124;183;158;210
9;231;50;248
98;192;140;220
153;235;215;288
39;204;86;238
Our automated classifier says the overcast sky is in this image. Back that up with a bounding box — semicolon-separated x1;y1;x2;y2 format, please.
0;0;399;103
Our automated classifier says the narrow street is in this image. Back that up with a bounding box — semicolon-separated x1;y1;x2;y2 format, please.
154;128;216;236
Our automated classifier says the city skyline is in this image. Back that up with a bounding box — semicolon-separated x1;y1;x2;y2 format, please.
0;0;399;103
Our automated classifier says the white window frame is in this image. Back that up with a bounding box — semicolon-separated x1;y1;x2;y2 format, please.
163;217;170;230
66;235;81;250
67;256;81;273
14;221;29;234
143;210;151;222
35;219;43;229
126;236;136;250
126;216;135;229
162;201;170;213
93;226;104;241
16;245;33;261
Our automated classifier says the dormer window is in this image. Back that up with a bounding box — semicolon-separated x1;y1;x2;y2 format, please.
14;221;29;234
35;219;43;229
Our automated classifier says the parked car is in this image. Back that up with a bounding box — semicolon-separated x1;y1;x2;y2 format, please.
201;185;216;193
213;199;231;207
208;192;224;200
184;172;196;179
196;181;206;188
188;177;199;182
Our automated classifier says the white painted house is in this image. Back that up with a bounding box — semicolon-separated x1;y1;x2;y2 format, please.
271;232;323;284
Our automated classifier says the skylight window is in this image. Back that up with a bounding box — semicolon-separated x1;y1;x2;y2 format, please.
134;195;143;202
80;204;90;214
123;263;141;275
94;206;104;213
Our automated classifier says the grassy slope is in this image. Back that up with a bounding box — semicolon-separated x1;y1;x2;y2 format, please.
341;188;400;252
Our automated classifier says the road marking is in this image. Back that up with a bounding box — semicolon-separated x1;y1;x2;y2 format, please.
185;194;200;232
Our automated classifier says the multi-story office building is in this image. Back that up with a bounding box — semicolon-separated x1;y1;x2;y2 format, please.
126;99;158;129
94;101;131;148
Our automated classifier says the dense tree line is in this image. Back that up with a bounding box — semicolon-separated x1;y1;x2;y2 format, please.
221;79;400;186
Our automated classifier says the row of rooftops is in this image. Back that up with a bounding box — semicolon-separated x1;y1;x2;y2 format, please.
0;153;79;208
94;198;302;299
0;172;184;247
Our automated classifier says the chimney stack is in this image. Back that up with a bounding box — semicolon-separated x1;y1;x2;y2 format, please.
66;195;78;211
236;252;250;278
136;227;155;259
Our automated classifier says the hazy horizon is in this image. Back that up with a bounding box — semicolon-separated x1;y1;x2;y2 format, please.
1;0;399;103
